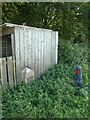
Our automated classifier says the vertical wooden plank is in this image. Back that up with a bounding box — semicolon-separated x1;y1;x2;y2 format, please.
51;31;56;66
31;29;35;73
45;30;49;72
14;27;21;83
19;27;25;70
56;32;58;64
7;57;14;88
46;31;49;70
43;30;47;73
34;29;38;79
31;29;39;79
36;29;40;78
24;28;27;67
11;34;16;87
0;58;8;87
30;29;33;67
27;28;30;67
47;31;51;69
43;30;47;72
24;28;29;67
39;30;44;76
30;29;34;70
41;30;44;75
43;30;45;73
51;31;53;67
50;31;52;67
39;29;43;76
53;32;56;65
28;29;32;68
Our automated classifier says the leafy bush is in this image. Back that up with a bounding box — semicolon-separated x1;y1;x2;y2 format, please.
58;39;88;66
2;40;88;118
58;39;88;85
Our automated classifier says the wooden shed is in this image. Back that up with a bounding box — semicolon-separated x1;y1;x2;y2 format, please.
0;23;58;88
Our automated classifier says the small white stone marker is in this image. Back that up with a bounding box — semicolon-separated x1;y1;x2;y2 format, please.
21;67;34;83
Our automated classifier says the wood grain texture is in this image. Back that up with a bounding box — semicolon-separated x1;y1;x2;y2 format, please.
11;34;16;87
56;32;58;64
14;27;21;83
7;57;14;88
1;25;58;88
19;27;25;70
28;29;32;68
0;58;8;87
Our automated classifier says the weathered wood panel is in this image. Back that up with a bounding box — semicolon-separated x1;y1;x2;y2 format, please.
19;27;25;70
51;32;57;66
28;29;32;68
36;29;40;78
56;32;58;64
31;29;35;77
47;31;51;69
14;27;21;83
43;30;47;73
0;57;16;88
11;34;16;87
34;29;38;78
0;58;8;87
38;30;43;76
14;26;58;81
24;28;29;67
7;57;14;88
40;30;44;75
1;24;58;88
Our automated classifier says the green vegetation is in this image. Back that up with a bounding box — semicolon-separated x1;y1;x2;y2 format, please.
2;40;88;118
2;2;89;42
1;2;89;118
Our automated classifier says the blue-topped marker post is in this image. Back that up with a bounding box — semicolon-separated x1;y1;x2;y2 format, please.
76;66;83;88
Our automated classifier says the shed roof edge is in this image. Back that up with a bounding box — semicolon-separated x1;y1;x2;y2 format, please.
0;23;58;32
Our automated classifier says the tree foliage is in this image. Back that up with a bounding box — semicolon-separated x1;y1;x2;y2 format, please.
2;2;89;42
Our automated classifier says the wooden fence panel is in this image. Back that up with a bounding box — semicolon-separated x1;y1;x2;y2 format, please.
0;58;8;87
0;57;16;88
7;57;14;88
14;27;21;83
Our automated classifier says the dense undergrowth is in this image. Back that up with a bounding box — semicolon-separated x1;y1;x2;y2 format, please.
2;40;88;118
